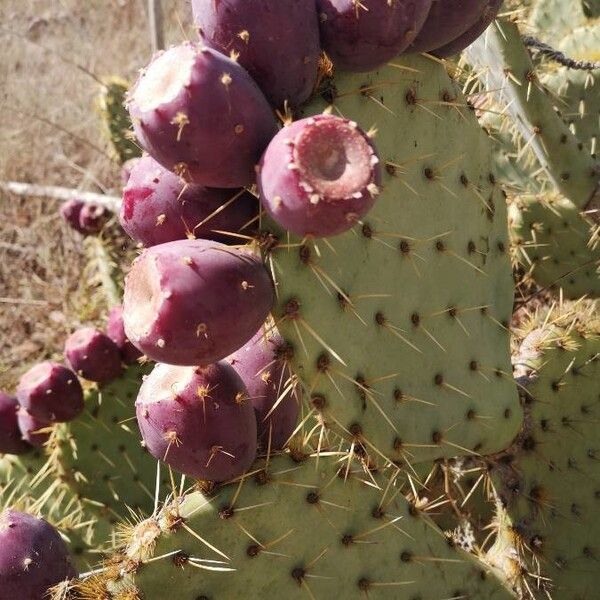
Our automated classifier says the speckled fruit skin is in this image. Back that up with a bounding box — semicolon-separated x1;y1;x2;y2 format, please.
227;328;300;450
258;114;381;237
16;362;84;423
64;327;123;383
193;0;321;109
409;0;490;53
0;393;31;455
432;0;501;57
128;43;278;189
0;510;77;600
122;239;274;366
106;305;144;365
136;361;257;482
16;408;51;448
120;155;258;247
316;0;433;72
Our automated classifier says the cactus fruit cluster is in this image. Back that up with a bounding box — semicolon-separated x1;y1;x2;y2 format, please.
2;1;600;599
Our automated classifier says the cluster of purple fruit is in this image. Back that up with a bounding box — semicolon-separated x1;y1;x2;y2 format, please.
60;199;111;235
0;307;139;455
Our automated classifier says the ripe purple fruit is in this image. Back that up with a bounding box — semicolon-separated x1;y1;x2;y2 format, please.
121;157;141;185
317;0;432;72
227;328;300;450
0;510;77;600
120;155;258;247
431;0;501;57
106;305;144;365
17;408;52;448
123;239;274;366
192;0;321;109
410;0;491;53
258;114;381;237
0;393;31;455
64;327;123;383
60;199;86;234
136;361;257;481
79;203;109;233
16;362;84;423
128;43;278;188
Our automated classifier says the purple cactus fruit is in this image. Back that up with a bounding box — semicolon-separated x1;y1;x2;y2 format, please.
60;199;87;234
78;203;109;234
121;157;141;185
123;239;274;366
227;328;300;450
127;42;278;188
432;0;501;57
64;327;123;383
120;155;259;247
0;393;31;455
136;361;257;481
16;362;84;423
192;0;321;109
258;114;381;237
0;510;77;600
106;305;144;365
17;408;52;448
409;0;490;53
316;0;432;72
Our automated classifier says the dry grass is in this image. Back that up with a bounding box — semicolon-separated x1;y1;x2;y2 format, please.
0;0;195;387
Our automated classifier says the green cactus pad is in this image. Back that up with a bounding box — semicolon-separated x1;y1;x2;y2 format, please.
529;0;600;40
52;363;165;520
97;76;141;165
487;320;600;599
92;455;514;599
266;55;521;466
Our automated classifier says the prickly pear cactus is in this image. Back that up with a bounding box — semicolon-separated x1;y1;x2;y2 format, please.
51;363;165;519
485;314;600;599
75;455;514;599
528;0;600;41
97;76;141;164
267;56;522;466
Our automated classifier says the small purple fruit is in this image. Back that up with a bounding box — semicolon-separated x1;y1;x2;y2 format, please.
78;203;109;233
120;155;259;247
0;510;77;600
317;0;433;72
258;114;381;237
193;0;321;108
136;361;257;481
16;362;84;423
64;327;123;383
431;0;501;57
106;305;144;365
227;328;300;450
17;408;52;448
123;239;274;366
409;0;491;53
0;393;31;455
128;42;278;188
60;199;86;234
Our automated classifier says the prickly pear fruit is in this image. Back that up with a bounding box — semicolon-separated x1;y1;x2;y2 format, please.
16;408;51;448
410;0;493;53
0;510;77;600
60;199;86;234
0;393;31;455
123;239;274;366
316;0;432;72
120;154;258;247
78;203;109;233
64;327;123;383
432;0;501;57
227;328;300;449
193;0;321;109
16;362;83;423
136;361;257;481
258;114;381;237
106;305;143;364
128;43;278;188
121;157;141;185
